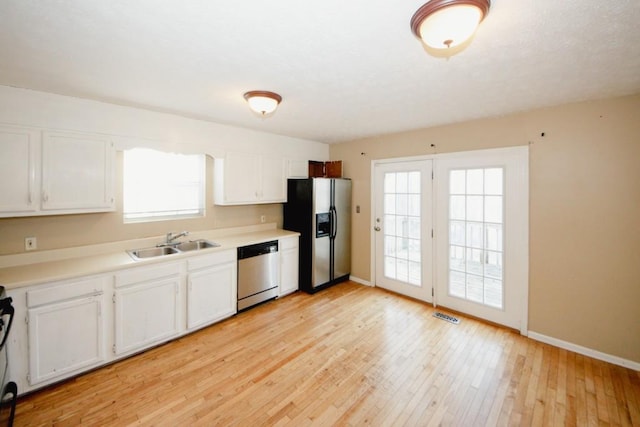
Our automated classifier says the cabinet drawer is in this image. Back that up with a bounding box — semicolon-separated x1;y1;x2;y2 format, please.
115;262;181;288
27;277;105;308
279;236;299;250
187;250;236;271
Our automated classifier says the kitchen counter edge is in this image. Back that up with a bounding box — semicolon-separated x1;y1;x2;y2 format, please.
0;228;300;290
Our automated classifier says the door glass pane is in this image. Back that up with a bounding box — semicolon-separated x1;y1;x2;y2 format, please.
485;196;503;223
450;221;465;246
396;172;408;193
484;168;503;195
450;170;466;194
448;168;504;308
383;171;421;287
384;195;396;214
450;245;465;272
450;196;465;220
466;169;484;195
396;194;408;215
384;173;396;193
466;196;483;221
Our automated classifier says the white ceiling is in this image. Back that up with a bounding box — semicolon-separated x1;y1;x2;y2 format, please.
1;1;639;144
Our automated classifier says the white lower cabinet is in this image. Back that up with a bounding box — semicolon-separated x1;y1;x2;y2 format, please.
7;242;286;395
186;250;237;331
279;236;299;296
26;276;107;386
114;262;181;356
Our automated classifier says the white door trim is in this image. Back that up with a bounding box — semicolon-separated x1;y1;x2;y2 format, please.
370;146;529;335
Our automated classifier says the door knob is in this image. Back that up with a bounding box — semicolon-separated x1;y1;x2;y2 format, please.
374;226;381;231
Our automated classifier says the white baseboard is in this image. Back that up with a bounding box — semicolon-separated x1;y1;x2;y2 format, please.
349;276;373;286
528;331;640;371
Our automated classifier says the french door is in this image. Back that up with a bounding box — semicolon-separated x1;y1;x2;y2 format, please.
373;161;433;302
373;147;528;332
434;147;528;331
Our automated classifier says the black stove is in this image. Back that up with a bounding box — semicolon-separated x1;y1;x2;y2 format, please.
0;287;16;426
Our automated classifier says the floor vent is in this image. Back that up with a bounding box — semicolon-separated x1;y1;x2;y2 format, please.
433;312;460;324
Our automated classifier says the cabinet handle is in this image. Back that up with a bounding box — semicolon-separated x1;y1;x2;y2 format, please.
42;192;49;202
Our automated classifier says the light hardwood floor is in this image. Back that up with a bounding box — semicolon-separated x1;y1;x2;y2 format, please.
15;281;640;426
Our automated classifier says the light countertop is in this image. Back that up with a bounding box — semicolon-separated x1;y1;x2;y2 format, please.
0;225;299;290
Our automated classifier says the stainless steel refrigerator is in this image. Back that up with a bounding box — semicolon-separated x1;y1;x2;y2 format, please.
283;178;351;293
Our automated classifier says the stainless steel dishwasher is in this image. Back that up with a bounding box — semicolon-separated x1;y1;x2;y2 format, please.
237;240;279;311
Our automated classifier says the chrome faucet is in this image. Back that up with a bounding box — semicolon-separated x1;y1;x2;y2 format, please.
164;231;189;246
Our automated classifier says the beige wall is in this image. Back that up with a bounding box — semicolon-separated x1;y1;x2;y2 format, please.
0;154;283;254
330;94;640;363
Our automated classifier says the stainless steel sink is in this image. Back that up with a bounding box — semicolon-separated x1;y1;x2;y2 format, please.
128;246;179;260
174;239;220;252
127;239;220;261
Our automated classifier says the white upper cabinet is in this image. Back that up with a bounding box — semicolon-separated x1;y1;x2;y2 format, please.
287;159;309;178
41;131;115;212
0;127;116;217
261;154;287;201
214;152;286;205
0;125;40;215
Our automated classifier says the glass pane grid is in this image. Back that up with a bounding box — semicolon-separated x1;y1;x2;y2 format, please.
383;171;421;287
448;168;504;308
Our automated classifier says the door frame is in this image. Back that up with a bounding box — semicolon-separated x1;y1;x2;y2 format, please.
370;147;529;335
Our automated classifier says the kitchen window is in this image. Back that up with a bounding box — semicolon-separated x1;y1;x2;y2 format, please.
123;148;205;222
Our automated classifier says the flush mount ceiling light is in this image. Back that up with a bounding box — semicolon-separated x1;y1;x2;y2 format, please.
243;91;282;117
410;0;490;55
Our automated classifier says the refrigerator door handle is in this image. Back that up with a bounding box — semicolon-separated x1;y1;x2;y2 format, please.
330;207;338;239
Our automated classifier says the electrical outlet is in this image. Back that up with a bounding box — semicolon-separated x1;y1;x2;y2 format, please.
25;237;37;251
260;215;266;223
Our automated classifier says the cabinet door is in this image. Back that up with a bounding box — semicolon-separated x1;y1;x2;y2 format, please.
260;155;286;202
0;126;40;215
114;277;180;355
216;152;260;204
28;296;105;385
187;262;237;330
279;237;299;296
41;131;115;212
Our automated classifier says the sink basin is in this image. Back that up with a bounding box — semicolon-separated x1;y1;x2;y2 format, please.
174;239;220;252
127;239;220;261
128;246;179;260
